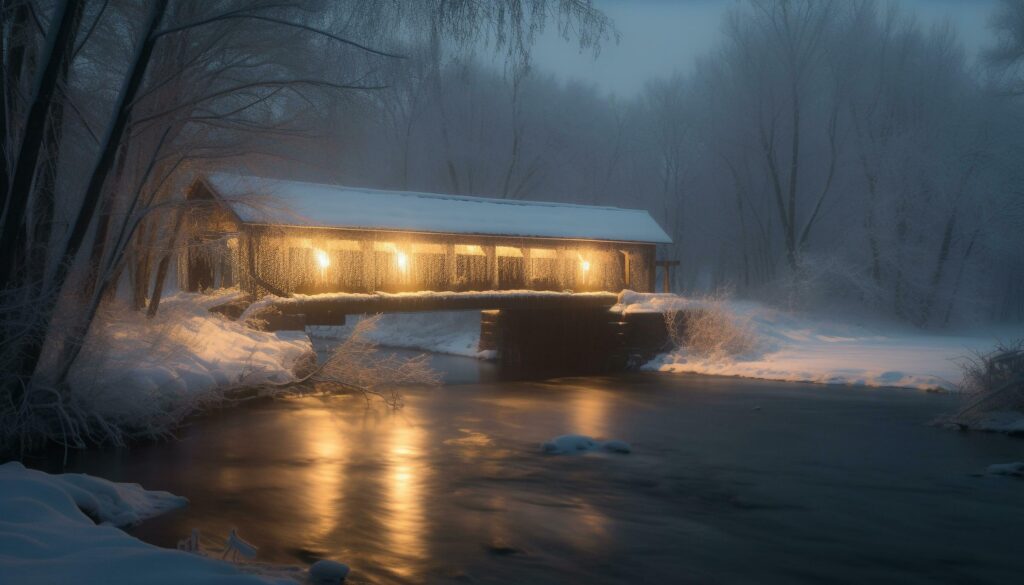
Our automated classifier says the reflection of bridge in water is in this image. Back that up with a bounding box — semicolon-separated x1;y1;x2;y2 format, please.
215;290;678;377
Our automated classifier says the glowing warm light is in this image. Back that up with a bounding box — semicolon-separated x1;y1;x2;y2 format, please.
580;259;591;272
314;249;330;270
396;251;409;272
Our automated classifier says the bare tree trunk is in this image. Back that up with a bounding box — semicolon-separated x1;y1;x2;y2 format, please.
147;209;186;317
9;0;167;392
920;212;956;325
28;1;85;294
0;0;81;288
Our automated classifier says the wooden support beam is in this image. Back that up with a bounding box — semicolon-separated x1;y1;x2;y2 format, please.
360;240;375;292
485;244;499;289
247;291;620;330
445;242;456;290
656;260;680;293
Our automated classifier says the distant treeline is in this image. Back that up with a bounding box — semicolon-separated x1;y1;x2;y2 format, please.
259;0;1024;326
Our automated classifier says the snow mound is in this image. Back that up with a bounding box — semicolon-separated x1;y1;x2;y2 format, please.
69;290;312;434
542;434;632;455
310;559;350;583
309;310;487;359
953;410;1024;434
0;462;284;584
986;462;1024;477
626;293;1010;391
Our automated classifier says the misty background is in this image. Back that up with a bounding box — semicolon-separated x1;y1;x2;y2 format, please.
238;0;1023;327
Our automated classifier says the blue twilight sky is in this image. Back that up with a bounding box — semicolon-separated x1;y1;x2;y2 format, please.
526;0;1001;97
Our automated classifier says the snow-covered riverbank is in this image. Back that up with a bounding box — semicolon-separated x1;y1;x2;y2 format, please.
618;292;1010;392
68;290;312;436
0;462;291;584
80;290;1020;434
315;292;1015;392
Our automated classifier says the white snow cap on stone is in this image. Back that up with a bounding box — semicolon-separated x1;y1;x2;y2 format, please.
986;462;1024;477
310;559;350;583
542;434;632;454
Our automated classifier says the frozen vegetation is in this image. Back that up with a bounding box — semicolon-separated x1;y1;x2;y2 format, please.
613;293;1011;392
53;290;312;444
944;342;1024;433
0;462;291;584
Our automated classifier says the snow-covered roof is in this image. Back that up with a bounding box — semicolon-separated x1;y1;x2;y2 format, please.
202;173;672;244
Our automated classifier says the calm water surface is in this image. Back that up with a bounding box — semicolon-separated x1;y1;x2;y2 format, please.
38;349;1024;584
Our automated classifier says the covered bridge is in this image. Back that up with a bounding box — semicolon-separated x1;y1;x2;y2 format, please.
185;174;671;297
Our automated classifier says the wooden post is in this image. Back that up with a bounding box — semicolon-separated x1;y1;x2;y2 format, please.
445;242;456;291
485;244;499;290
620;250;632;290
522;246;532;289
360;239;375;292
656;260;680;293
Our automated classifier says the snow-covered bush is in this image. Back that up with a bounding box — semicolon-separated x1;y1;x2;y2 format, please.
665;293;760;360
949;340;1024;432
1;291;312;453
270;315;441;408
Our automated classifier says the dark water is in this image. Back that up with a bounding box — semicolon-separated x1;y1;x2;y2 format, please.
36;350;1024;584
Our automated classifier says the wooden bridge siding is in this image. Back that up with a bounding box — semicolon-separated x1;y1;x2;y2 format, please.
235;224;655;297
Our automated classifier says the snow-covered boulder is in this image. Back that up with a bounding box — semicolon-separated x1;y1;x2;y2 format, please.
310;559;350;583
986;462;1024;477
542;435;632;455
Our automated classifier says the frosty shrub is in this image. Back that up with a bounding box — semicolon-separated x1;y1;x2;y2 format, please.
269;315;441;408
664;293;760;360
951;340;1024;425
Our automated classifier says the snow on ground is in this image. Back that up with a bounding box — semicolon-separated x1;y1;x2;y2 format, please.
302;291;1017;393
309;310;487;358
70;290;312;428
960;411;1024;434
624;292;1017;392
0;462;290;584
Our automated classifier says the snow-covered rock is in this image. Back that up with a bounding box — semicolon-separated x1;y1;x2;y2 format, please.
542;435;632;455
0;462;284;584
986;462;1024;477
309;559;350;583
964;411;1024;434
602;439;633;454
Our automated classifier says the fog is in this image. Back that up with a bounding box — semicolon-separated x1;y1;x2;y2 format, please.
528;0;999;97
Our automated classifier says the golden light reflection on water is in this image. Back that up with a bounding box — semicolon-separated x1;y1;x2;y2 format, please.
278;387;618;580
570;388;612;438
383;420;429;577
298;407;348;542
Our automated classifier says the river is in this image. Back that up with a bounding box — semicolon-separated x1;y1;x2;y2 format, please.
34;349;1024;584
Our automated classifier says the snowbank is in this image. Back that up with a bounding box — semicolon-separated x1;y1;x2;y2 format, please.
69;290;312;432
0;462;287;584
986;462;1024;477
309;310;486;358
624;293;1015;391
